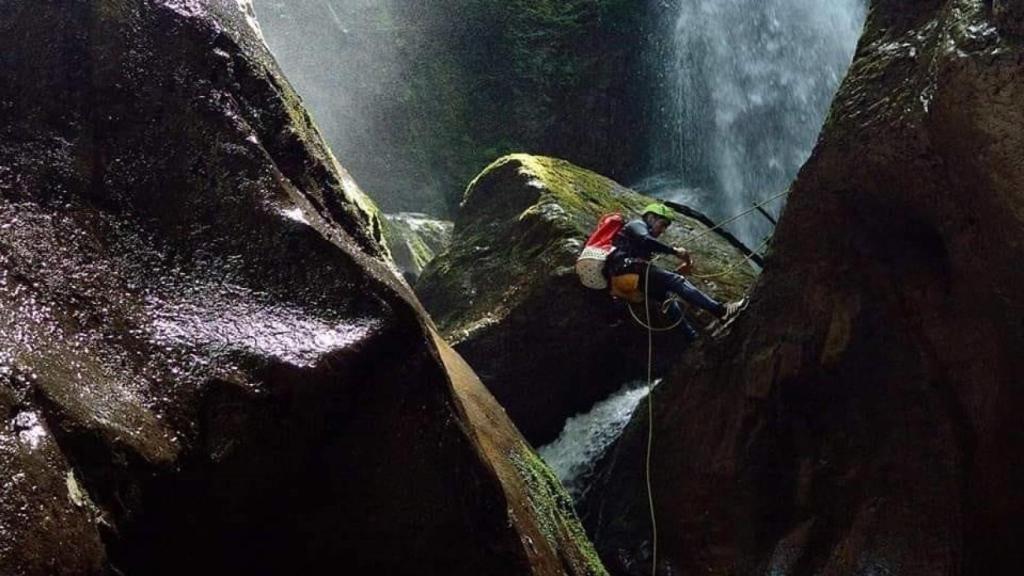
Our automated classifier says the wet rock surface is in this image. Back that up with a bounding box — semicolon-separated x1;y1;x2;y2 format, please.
383;212;453;284
0;2;602;575
585;1;1024;574
417;155;756;446
994;0;1024;35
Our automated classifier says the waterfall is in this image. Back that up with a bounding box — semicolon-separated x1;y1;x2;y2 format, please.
642;0;867;247
539;382;652;500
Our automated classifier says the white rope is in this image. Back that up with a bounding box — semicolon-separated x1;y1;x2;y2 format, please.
683;189;789;245
691;234;772;280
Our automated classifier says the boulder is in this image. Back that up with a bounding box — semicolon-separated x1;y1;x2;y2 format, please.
417;155;757;445
383;212;454;284
0;2;602;575
585;2;1024;574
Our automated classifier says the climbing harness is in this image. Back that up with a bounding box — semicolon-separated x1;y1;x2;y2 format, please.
609;273;644;303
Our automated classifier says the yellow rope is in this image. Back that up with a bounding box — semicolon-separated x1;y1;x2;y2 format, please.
627;296;685;333
634;191;787;576
643;262;658;576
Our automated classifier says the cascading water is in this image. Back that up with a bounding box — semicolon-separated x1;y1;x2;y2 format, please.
641;0;867;248
539;382;653;499
256;0;453;214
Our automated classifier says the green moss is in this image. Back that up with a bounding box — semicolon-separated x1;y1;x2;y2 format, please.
464;154;643;225
270;65;391;258
510;448;609;576
408;235;433;270
383;214;454;279
421;154;758;337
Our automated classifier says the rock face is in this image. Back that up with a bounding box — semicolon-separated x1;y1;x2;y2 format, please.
585;2;1024;574
417;155;757;446
994;0;1024;35
0;2;602;575
383;212;454;284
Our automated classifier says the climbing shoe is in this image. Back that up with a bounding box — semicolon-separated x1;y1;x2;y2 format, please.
720;298;747;322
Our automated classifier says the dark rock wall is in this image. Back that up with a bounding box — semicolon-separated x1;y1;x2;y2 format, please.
0;2;602;575
994;0;1024;35
586;1;1024;574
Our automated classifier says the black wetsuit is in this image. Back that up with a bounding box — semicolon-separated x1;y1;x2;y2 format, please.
606;219;677;276
606;219;725;338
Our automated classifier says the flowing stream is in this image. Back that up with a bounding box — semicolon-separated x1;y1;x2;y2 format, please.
539;383;652;499
641;0;867;247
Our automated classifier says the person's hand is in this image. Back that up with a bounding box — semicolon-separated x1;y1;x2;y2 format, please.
675;248;693;274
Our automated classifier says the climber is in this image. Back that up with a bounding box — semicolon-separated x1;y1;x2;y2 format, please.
605;203;744;340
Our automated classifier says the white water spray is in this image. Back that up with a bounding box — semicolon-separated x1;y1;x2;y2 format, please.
539;383;652;499
644;0;866;247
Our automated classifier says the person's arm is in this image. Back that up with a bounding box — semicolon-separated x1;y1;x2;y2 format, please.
622;220;677;256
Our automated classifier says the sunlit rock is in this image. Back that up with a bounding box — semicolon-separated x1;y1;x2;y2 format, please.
0;2;603;574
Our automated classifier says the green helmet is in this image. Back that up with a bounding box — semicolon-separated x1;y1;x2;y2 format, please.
642;202;676;221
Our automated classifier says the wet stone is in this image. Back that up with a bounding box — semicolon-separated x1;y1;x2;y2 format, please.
0;2;605;575
995;0;1024;35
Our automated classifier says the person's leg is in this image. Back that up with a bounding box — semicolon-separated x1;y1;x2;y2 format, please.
645;266;725;317
663;298;700;341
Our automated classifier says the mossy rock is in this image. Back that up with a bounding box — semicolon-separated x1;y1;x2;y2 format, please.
417;154;757;445
383;212;454;283
434;335;608;576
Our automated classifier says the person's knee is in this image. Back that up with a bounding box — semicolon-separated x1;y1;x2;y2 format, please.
659;270;686;290
644;268;674;294
668;274;696;296
664;300;683;320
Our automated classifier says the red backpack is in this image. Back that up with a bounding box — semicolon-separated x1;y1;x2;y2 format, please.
575;213;624;289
